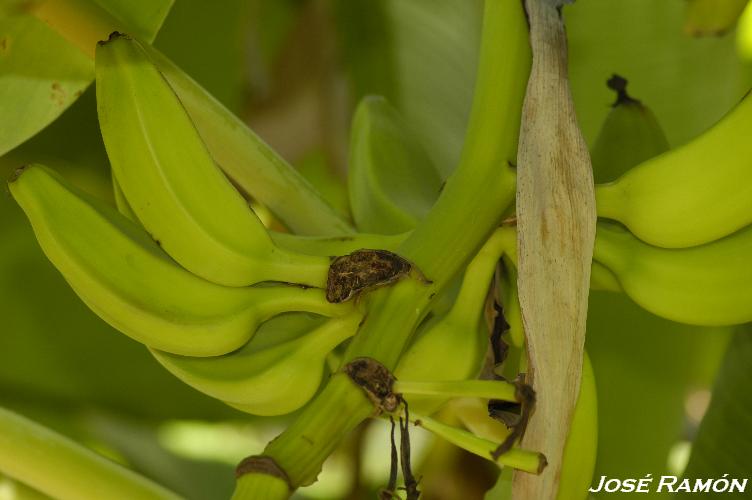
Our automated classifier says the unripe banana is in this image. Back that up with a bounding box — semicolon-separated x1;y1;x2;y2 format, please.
348;96;442;234
111;175;137;222
395;228;514;414
684;0;749;36
557;353;597;500
95;33;329;287
596;89;752;248
590;75;669;184
151;313;362;416
593;220;752;326
9;164;349;357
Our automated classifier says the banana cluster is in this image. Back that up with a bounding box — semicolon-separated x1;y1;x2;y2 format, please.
592;76;752;326
9;34;364;417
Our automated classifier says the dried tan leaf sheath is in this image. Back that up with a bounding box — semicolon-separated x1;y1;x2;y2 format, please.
512;0;596;498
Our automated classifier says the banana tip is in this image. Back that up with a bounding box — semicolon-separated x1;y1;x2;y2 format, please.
537;453;548;474
97;31;131;47
8;164;30;184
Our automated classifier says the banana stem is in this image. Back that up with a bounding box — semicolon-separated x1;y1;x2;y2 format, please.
0;407;180;500
413;414;546;474
231;474;289;500
394;379;518;402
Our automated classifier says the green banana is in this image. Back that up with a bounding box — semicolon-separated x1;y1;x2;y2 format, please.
95;33;329;287
593;220;752;326
590;75;669;184
595;89;752;248
394;227;514;414
9;164;349;357
348;96;442;234
557;353;598;500
151;313;362;416
684;0;749;36
111;175;137;222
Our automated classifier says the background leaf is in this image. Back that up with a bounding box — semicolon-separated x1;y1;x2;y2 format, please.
0;0;172;156
678;325;752;498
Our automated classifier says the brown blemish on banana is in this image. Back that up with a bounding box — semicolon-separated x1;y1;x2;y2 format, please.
9;164;29;183
343;357;399;414
235;455;292;489
326;249;414;303
97;31;131;47
51;82;65;107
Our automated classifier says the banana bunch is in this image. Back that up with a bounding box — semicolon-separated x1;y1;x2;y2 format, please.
95;33;331;288
9;165;349;357
591;77;752;326
595;85;752;249
7;32;381;416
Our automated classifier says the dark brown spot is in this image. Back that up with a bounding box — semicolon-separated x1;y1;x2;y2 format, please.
8;164;29;183
343;357;399;414
326;249;412;303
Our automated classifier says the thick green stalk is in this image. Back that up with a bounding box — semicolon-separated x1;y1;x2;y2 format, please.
235;0;532;496
0;407;181;500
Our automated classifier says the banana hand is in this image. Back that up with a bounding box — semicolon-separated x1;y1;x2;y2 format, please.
96;33;330;287
593;220;752;326
9;164;349;357
596;89;752;249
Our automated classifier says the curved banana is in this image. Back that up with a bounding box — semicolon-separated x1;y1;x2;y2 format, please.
395;227;514;414
590;75;669;184
152;313;362;416
9;164;349;357
684;0;749;36
596;89;752;248
593;220;752;326
95;33;329;287
557;352;598;500
348;96;442;234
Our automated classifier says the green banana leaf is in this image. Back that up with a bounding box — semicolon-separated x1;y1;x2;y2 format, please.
677;325;752;499
0;0;172;156
347;96;442;233
335;0;482;179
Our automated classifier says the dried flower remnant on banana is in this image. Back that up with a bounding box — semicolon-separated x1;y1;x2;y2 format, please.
326;249;423;303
